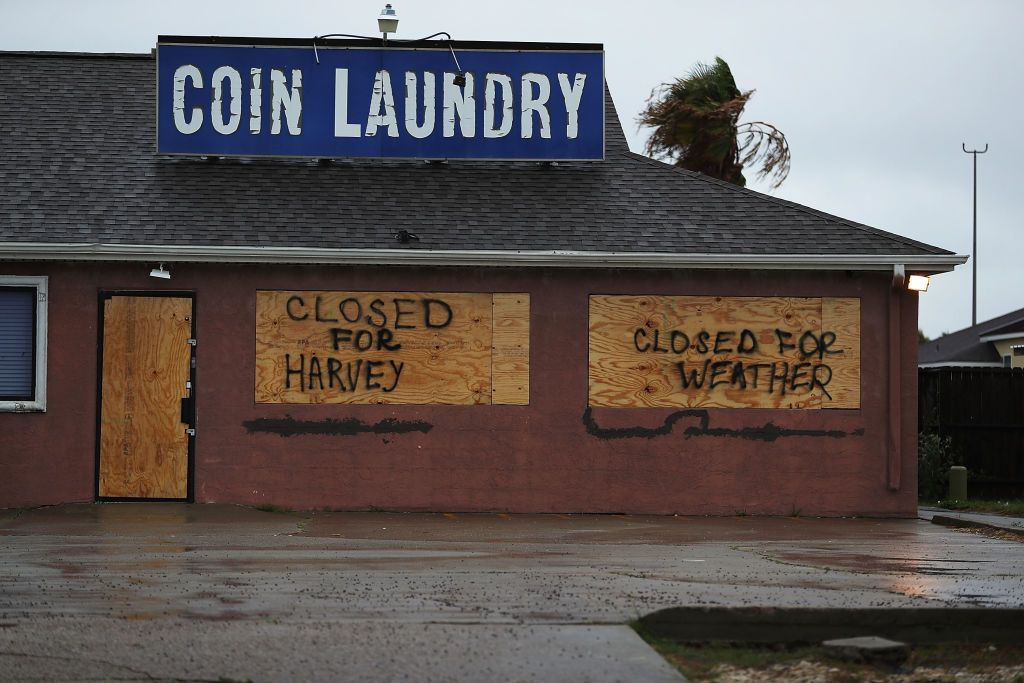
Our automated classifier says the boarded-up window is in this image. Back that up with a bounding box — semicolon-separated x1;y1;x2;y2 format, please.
256;291;530;405
589;295;860;409
0;287;36;400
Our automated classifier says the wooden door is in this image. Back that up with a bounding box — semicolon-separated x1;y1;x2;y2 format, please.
98;294;194;500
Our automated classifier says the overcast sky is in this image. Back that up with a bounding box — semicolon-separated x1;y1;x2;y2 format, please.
3;0;1019;338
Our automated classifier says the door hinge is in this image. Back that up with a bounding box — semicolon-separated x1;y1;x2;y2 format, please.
187;338;197;346
185;428;196;437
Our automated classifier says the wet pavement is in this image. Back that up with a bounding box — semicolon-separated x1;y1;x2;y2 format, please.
0;504;1022;682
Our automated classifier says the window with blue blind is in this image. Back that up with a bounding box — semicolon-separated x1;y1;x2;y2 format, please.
0;276;47;411
0;288;36;399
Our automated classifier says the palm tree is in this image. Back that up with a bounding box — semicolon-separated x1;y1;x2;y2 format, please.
639;57;791;189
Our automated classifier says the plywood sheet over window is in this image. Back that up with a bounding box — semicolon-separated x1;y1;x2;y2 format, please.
589;295;860;409
256;291;530;405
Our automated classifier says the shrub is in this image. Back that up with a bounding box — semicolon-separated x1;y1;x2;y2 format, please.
918;432;958;501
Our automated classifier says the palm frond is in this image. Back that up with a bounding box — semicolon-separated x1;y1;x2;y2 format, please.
637;57;790;189
737;121;791;189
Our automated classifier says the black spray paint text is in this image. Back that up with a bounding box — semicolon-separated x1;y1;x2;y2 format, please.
281;295;455;395
634;326;844;398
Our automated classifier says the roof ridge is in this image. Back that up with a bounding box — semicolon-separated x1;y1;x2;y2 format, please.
922;306;1024;350
0;50;152;60
623;151;953;256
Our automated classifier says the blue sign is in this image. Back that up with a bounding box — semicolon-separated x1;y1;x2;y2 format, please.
156;41;604;160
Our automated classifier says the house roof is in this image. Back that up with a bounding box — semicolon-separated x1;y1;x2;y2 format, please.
0;50;964;271
919;306;1024;366
980;319;1024;339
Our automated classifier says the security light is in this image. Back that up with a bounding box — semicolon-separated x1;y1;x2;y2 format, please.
907;274;930;292
378;4;399;37
149;263;171;280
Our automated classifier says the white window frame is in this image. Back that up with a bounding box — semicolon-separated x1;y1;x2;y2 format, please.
0;275;47;412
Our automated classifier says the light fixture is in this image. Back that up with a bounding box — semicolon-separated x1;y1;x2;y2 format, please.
378;4;399;40
907;274;930;292
149;263;171;280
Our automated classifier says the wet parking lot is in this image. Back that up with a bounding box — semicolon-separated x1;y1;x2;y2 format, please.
1;504;1022;681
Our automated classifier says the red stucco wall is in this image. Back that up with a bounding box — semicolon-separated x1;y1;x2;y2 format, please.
0;262;920;515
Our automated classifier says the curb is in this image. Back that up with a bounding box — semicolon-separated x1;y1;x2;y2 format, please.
638;607;1024;644
929;514;1024;539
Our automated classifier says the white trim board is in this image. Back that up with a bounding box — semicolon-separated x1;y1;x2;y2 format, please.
0;243;968;273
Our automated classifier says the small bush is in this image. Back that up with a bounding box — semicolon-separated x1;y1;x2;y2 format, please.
918;432;958;500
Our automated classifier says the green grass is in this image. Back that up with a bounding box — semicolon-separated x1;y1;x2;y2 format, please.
252;503;294;514
631;621;1024;681
630;621;824;679
929;499;1024;517
641;641;823;680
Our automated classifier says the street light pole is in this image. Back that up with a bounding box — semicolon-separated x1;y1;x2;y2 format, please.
963;143;988;326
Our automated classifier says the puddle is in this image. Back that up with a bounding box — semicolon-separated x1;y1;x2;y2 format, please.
773;550;985;575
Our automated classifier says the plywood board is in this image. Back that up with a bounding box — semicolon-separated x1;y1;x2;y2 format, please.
589;295;860;409
99;296;192;498
491;293;530;405
256;291;497;405
821;297;861;409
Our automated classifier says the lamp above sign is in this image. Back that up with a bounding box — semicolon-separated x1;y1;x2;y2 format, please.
156;37;605;161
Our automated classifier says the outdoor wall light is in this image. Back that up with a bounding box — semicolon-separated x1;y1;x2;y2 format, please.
378;4;399;38
149;263;171;280
907;274;930;292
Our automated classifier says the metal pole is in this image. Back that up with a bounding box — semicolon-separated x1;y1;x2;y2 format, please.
963;143;988;326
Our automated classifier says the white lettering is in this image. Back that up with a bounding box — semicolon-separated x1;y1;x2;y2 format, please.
249;68;262;134
557;73;586;140
334;68;361;137
211;66;242;135
483;74;513;139
172;64;203;135
404;72;436;139
366;70;399;138
443;72;475;138
521;73;551;139
270;69;303;136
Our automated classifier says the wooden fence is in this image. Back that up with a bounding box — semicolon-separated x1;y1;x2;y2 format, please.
919;367;1024;498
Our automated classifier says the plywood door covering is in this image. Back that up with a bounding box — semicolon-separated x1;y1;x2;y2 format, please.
255;291;530;405
589;295;860;409
99;296;192;498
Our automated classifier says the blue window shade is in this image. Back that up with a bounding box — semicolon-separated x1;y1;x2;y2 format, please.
0;288;36;399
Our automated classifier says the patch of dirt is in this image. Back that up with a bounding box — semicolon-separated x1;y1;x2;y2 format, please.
653;643;1024;683
954;526;1024;544
706;660;1024;682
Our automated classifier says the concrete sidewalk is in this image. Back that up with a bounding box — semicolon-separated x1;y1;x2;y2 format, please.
1;504;1022;682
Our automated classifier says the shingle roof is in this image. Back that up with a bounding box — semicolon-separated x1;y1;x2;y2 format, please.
0;51;955;259
919;306;1024;365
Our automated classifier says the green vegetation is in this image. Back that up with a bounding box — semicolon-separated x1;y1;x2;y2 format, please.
632;621;1024;682
253;503;293;514
932;499;1024;518
632;623;823;680
917;432;958;500
638;57;790;189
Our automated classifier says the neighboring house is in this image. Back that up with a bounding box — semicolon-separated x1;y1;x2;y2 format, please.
919;307;1024;368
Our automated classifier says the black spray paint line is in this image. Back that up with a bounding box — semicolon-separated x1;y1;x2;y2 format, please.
243;415;433;438
581;407;864;442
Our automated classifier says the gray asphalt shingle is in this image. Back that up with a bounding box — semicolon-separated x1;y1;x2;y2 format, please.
0;51;952;257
